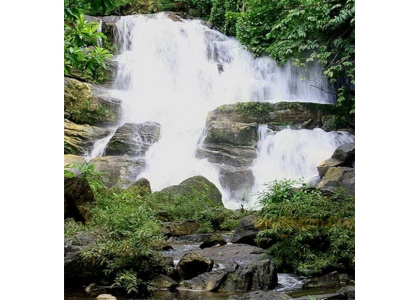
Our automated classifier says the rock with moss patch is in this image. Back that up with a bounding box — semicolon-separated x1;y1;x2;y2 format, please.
154;176;223;207
64;77;122;126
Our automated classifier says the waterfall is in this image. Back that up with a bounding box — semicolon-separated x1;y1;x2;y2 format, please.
249;126;355;208
98;12;351;208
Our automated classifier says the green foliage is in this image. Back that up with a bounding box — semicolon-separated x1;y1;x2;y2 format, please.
64;13;113;83
114;269;139;294
206;0;242;36
235;102;272;120
64;163;165;295
79;181;166;295
189;0;213;17
255;179;355;276
236;0;355;117
64;218;88;237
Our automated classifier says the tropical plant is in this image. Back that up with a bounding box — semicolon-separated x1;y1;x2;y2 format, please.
255;179;355;276
64;13;113;83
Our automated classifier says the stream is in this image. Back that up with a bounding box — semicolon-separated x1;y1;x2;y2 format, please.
64;238;349;300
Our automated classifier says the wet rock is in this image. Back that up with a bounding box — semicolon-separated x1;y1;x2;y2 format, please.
104;122;161;156
176;252;214;280
199;235;227;249
180;244;277;292
231;215;259;246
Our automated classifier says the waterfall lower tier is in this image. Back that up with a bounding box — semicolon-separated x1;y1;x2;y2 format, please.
85;12;354;209
248;126;355;208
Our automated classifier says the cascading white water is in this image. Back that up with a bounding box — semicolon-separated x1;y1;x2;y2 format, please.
86;129;116;161
249;126;355;208
102;12;349;208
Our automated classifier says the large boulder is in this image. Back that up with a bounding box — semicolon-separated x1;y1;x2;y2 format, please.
64;119;112;155
180;243;277;292
104;122;161;156
64;77;122;126
153;176;223;206
89;155;147;188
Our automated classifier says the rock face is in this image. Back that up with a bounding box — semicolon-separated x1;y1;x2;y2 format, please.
105;122;161;156
180;243;277;292
64;119;112;155
317;142;355;195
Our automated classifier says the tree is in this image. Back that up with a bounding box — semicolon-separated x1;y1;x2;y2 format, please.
236;0;355;116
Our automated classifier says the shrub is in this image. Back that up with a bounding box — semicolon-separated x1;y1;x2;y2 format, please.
255;179;355;276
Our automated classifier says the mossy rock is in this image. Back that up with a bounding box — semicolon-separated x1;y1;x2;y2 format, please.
64;77;121;126
154;176;223;207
